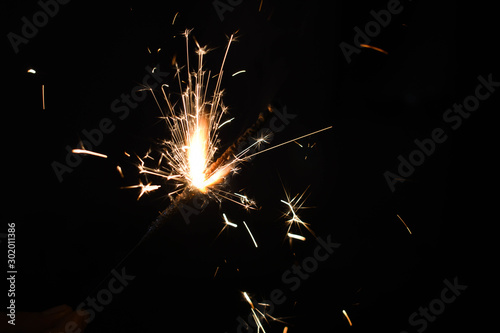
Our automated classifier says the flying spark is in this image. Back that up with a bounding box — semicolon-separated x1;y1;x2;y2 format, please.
232;69;246;77
359;44;388;55
223;213;238;228
243;221;258;248
396;214;412;234
287;233;306;241
342;310;353;326
72;149;108;159
172;11;179;25
42;84;45;110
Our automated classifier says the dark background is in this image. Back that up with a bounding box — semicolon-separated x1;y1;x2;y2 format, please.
2;0;496;332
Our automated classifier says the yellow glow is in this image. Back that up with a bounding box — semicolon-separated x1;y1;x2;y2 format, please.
187;117;209;191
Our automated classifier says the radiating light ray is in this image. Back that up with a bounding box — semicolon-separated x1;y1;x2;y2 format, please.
72;149;108;159
132;30;331;220
342;310;353;326
280;183;315;240
243;126;332;161
136;30;236;198
213;266;220;278
243;221;258;248
396;214;412;234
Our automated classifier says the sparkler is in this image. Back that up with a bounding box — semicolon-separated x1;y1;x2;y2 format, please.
83;28;333;330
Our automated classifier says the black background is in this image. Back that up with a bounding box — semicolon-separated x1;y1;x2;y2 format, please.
2;0;497;332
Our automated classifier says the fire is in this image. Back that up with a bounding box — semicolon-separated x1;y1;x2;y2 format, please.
187;116;209;192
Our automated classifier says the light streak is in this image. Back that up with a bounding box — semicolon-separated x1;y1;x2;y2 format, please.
217;117;234;129
243;292;254;308
42;84;45;110
132;29;333;212
72;149;108;158
213;266;220;278
396;214;412;234
172;11;179;25
287;233;306;241
243;221;258;248
359;44;388;55
232;69;246;76
27;68;36;74
342;310;353;326
116;165;124;178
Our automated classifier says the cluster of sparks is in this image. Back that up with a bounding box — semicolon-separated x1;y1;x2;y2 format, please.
131;30;277;209
63;25;414;332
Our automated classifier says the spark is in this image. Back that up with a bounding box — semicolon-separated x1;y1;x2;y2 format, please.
287;233;306;241
122;181;161;199
243;292;254;308
27;68;36;74
359;44;388;55
217;117;235;129
116;165;124;178
232;69;246;77
223;213;238;228
234;192;257;210
280;184;315;239
243;221;258;248
213;266;220;278
396;214;412;234
242;292;267;333
172;11;179;25
134;30;331;214
42;84;45;110
137;30;237;197
342;310;353;326
72;149;108;158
